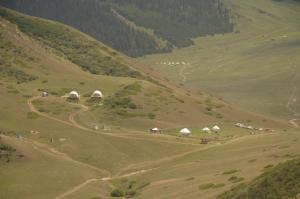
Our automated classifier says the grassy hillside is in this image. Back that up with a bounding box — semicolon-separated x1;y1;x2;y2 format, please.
217;158;300;199
0;0;233;57
0;6;143;78
0;5;298;199
111;130;300;199
138;0;300;121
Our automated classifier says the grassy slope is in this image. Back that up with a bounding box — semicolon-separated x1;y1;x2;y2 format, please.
138;0;300;120
217;158;300;199
0;5;298;199
124;131;300;199
0;6;143;78
0;10;196;199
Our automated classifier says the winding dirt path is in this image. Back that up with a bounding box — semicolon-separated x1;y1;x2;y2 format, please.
15;135;108;174
53;168;157;199
289;119;299;128
116;132;278;176
179;65;188;84
27;96;279;199
285;59;299;128
53;178;101;199
286;87;299;128
28;96;75;127
28;96;200;146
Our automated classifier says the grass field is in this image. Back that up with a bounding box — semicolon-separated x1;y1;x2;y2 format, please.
0;3;299;199
138;0;300;121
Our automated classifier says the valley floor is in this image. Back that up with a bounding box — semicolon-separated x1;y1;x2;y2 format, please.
1;94;299;199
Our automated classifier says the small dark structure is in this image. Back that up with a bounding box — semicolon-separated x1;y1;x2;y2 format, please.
200;138;209;144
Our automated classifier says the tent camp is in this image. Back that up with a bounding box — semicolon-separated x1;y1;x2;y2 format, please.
91;90;103;99
202;127;210;133
68;91;80;99
180;128;191;136
212;125;221;133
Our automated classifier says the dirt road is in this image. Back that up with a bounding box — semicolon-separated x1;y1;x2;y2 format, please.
28;96;199;145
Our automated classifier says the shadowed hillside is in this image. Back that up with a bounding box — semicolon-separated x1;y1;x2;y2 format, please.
0;6;144;78
218;158;300;199
0;0;233;57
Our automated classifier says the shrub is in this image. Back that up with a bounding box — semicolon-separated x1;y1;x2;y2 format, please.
222;170;238;175
148;113;156;119
206;106;212;111
110;189;124;197
213;184;225;188
125;190;136;198
186;177;195;181
0;143;15;152
199;183;225;190
218;158;300;199
228;176;244;183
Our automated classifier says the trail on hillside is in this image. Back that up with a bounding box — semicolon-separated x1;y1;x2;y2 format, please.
17;135;108;174
289;119;299;128
53;168;157;199
27;96;279;198
286;60;299;128
2;135;157;199
53;178;101;199
28;96;199;146
178;63;193;85
116;132;278;176
179;65;188;84
286;88;299;128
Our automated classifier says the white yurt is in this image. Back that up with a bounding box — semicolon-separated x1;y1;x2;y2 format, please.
180;128;191;136
212;125;221;133
42;91;48;97
91;90;103;99
202;127;210;133
69;91;80;99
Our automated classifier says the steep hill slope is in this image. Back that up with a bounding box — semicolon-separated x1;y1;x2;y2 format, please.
0;0;233;57
138;0;300;121
0;6;143;78
217;158;300;199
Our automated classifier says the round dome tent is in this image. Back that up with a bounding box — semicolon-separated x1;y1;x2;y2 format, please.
180;128;191;136
68;91;80;99
212;125;221;133
202;127;210;133
91;90;103;99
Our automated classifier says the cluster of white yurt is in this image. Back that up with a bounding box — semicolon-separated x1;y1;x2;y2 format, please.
179;128;191;136
68;90;103;100
178;125;221;136
201;125;221;133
